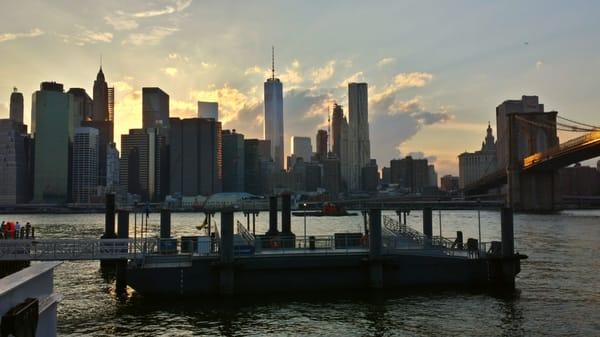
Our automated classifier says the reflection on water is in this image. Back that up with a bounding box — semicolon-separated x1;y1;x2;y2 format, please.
3;210;597;336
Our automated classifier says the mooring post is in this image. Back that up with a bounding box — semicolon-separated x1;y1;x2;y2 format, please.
267;195;278;236
501;207;514;257
160;209;171;239
100;194;117;270
368;208;383;289
220;210;235;295
423;207;433;248
103;194;116;239
116;210;129;294
500;207;516;288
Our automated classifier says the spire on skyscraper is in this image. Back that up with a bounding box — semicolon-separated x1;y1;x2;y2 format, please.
271;46;275;80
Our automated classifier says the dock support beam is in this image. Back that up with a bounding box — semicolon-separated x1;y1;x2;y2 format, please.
281;193;292;235
368;209;383;289
103;193;116;239
219;210;235;295
267;196;278;236
499;207;516;289
423;207;432;247
101;193;117;270
160;209;171;239
116;210;129;295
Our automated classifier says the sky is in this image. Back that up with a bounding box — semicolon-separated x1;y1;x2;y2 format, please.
1;0;600;176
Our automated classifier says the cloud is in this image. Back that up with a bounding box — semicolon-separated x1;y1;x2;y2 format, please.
113;79;142;149
338;71;364;87
393;72;433;89
191;85;261;127
57;27;113;46
200;62;216;69
104;16;138;31
370;72;434;112
162;67;178;77
244;65;266;76
377;57;395;67
123;26;179;46
131;0;193;18
311;60;336;85
279;61;303;86
0;28;44;43
385;96;450;125
536;60;543;70
106;1;192;31
170;99;196;118
367;70;449;165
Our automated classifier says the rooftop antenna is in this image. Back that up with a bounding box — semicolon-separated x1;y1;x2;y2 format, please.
100;53;103;71
271;46;275;80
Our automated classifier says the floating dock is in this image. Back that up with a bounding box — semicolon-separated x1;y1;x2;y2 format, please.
125;195;525;296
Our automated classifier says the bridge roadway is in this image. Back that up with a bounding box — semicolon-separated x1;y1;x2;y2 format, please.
464;130;600;194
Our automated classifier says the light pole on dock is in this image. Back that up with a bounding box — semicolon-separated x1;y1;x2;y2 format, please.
303;203;307;247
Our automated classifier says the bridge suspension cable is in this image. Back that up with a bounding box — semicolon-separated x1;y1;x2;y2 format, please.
514;115;599;132
557;116;600;130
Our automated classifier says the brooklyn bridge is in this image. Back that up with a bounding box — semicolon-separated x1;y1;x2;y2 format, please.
463;96;600;212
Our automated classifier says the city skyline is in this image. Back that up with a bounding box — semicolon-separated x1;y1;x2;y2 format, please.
1;1;600;177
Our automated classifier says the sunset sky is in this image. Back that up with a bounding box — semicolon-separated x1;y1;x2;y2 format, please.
1;0;599;176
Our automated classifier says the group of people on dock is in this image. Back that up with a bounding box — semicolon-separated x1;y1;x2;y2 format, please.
0;221;35;239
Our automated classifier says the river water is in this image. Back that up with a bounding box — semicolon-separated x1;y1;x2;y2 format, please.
5;210;599;336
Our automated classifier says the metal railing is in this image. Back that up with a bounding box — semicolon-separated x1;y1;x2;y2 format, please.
382;215;482;258
252;235;369;256
0;238;165;261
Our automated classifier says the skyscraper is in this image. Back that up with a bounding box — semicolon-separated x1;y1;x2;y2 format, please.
198;101;218;120
348;82;370;191
315;129;327;161
291;136;312;163
120;128;166;201
143;87;170;130
107;87;114;121
9;88;23;124
222;129;245;192
169;118;222;196
264;47;284;170
92;67;108;121
331;103;344;158
390;156;429;193
322;157;341;199
362;159;379;191
32;82;76;203
0;119;32;204
244;139;272;195
72;127;99;204
331;103;351;191
67;88;93;122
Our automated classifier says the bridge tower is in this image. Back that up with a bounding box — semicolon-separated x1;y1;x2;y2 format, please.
503;98;560;212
